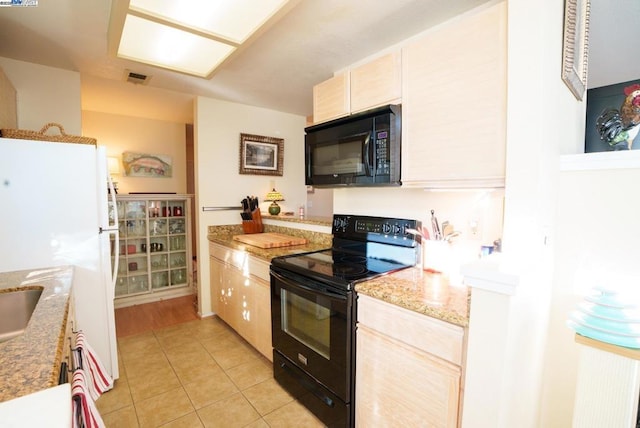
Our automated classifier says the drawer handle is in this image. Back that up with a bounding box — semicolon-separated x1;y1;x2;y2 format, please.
280;362;334;408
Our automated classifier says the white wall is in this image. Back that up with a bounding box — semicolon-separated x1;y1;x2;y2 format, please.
82;110;187;194
479;0;561;424
532;0;596;426
81;74;194;125
306;187;333;218
541;166;640;426
0;57;81;135
462;0;587;426
194;96;307;316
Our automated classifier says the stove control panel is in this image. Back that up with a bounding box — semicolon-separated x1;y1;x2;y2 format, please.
332;214;420;247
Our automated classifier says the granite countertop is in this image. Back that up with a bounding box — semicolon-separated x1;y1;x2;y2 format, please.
0;267;72;402
209;223;469;327
355;267;470;327
207;224;333;262
261;214;333;227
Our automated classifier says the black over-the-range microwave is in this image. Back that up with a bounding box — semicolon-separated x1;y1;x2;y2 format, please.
305;104;401;187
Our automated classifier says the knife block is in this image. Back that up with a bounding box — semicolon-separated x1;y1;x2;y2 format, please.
242;209;264;234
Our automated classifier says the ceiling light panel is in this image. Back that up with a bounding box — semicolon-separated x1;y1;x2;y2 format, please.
128;0;290;44
118;14;235;77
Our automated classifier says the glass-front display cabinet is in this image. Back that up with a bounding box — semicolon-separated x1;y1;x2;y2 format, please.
109;195;193;306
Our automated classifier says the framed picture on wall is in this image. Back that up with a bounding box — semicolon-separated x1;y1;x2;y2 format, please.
561;0;591;101
239;133;284;176
122;151;173;177
585;79;640;152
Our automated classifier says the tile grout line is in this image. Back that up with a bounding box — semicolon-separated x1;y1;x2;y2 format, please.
152;328;203;427
163;323;270;427
146;321;266;427
103;314;323;427
157;322;278;427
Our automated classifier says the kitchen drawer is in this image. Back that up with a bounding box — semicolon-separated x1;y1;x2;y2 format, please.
209;242;269;281
248;256;270;282
209;242;246;269
357;294;464;366
209;242;226;260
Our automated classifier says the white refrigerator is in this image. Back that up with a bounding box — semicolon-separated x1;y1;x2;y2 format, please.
0;138;119;379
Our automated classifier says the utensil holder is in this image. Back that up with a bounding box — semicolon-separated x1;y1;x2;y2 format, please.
242;209;264;234
422;240;451;274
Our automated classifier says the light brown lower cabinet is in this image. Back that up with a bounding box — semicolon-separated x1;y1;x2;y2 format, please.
209;254;223;317
356;295;464;427
252;277;273;360
209;242;272;361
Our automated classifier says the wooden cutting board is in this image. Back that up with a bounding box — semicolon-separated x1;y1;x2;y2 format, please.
232;232;307;249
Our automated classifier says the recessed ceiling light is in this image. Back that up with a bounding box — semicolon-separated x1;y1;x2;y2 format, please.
111;0;293;78
118;14;235;77
129;0;291;44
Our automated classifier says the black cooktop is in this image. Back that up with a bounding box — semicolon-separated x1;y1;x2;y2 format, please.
270;214;420;290
271;248;413;288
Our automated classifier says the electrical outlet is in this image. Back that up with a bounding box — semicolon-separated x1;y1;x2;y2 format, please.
469;219;479;236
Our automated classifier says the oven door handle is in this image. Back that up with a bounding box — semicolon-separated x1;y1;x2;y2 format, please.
271;270;347;301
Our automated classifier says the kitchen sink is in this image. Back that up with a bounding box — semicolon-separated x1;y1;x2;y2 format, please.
0;287;43;343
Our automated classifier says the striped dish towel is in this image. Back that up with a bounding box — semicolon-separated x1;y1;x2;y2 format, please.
74;331;114;400
71;369;105;428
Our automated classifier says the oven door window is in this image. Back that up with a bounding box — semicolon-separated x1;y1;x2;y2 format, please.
281;289;332;359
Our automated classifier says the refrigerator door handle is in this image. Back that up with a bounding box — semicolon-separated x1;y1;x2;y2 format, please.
111;230;120;290
106;173;119;289
99;226;119;234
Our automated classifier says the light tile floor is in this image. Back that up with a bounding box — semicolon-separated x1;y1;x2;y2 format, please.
96;316;326;427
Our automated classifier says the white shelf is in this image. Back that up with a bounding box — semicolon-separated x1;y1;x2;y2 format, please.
560;150;640;171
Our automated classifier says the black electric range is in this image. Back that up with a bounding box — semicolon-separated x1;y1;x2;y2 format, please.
270;214;420;427
271;214;420;289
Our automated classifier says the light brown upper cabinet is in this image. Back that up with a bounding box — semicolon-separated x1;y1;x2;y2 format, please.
313;71;350;124
350;52;402;113
312;51;402;124
401;2;507;188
